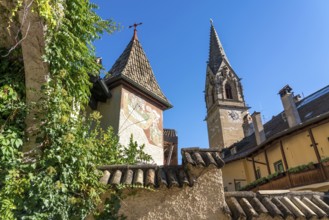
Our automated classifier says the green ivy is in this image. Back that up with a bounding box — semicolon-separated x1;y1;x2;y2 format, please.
0;48;26;220
0;1;150;219
240;162;318;190
287;162;315;174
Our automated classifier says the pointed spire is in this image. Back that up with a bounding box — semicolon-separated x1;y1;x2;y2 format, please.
106;25;171;109
208;21;230;74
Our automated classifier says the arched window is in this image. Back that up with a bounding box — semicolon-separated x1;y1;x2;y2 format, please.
225;84;233;99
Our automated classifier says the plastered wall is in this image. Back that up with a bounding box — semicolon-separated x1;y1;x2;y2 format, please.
224;120;329;189
91;85;165;165
282;131;318;167
266;143;284;173
97;86;122;133
312;122;329;159
222;160;247;191
118;88;164;165
118;169;229;220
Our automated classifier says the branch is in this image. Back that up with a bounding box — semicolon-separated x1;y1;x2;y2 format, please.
3;0;34;57
2;21;30;57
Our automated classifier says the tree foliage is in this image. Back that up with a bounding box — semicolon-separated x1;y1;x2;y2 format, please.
0;1;150;219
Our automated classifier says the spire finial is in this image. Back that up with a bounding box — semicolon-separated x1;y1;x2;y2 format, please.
129;22;143;40
210;18;213;25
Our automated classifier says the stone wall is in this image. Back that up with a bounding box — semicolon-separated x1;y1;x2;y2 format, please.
118;168;229;220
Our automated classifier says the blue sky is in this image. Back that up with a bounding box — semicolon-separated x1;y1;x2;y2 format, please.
92;1;329;161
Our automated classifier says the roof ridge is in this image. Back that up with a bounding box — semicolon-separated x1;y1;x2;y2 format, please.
300;84;329;102
297;84;329;108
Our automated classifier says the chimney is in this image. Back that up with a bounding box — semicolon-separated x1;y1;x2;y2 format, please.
242;113;254;137
293;94;302;103
278;85;301;128
251;112;266;145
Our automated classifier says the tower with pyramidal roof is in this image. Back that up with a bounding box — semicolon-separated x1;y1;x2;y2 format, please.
205;21;249;150
90;27;172;165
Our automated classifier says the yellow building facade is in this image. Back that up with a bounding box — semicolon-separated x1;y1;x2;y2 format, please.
222;88;329;192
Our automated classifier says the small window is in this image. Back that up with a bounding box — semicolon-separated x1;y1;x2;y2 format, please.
256;169;261;179
235;182;241;191
224;187;228;192
274;160;284;172
225;84;233;99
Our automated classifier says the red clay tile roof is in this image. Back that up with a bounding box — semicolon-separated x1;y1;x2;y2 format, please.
105;32;171;109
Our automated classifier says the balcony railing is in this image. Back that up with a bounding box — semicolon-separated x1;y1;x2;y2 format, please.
241;162;329;191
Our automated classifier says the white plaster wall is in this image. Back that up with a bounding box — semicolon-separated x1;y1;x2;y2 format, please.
118;88;164;165
97;86;122;134
119;109;164;164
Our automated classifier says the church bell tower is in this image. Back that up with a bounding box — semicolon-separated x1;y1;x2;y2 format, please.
205;21;249;149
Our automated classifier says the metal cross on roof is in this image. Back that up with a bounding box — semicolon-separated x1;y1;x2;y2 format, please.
129;22;143;30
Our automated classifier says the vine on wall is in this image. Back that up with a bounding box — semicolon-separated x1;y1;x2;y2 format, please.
0;1;150;219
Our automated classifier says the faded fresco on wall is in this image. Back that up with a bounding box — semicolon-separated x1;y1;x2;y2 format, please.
119;89;163;148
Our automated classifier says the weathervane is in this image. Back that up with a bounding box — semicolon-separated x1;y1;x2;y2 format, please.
129;22;143;31
129;22;143;39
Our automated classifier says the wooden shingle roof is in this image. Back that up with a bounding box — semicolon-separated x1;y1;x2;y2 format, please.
225;190;329;219
105;31;171;109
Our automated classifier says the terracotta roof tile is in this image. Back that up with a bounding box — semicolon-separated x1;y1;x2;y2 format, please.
98;165;189;188
225;191;329;219
98;148;224;188
182;147;225;168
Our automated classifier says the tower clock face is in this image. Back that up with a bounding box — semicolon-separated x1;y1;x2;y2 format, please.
228;110;239;120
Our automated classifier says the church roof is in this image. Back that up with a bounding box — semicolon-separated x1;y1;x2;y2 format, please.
208;21;230;74
105;30;171;109
222;84;329;163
